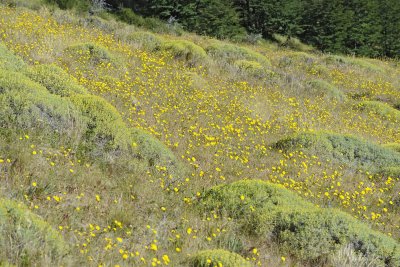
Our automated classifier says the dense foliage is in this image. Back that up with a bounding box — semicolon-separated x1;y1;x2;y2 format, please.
96;0;399;58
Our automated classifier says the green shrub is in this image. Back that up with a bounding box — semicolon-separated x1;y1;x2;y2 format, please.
324;55;384;72
131;128;184;178
64;42;116;67
378;167;400;178
273;132;400;170
162;40;208;66
0;69;85;138
308;79;346;101
187;249;251;267
383;143;400;153
233;60;265;77
278;52;316;67
200;180;400;265
69;94;130;155
115;8;145;27
357;101;400;122
127;31;164;51
200;180;313;234
115;8;183;35
0;43;26;72
0;198;67;265
205;41;271;67
26;64;87;97
273;34;314;52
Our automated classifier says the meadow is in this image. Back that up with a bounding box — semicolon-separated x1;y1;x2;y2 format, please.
0;2;399;266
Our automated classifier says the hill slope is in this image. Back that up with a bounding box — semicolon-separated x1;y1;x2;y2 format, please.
0;3;399;266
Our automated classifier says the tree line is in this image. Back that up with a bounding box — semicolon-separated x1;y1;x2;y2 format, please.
49;0;400;58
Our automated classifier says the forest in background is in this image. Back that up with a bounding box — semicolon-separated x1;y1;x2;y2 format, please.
47;0;400;58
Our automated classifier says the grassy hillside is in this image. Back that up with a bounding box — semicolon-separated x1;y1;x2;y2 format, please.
0;3;399;266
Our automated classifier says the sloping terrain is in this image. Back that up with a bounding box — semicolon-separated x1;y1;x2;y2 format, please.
0;4;399;266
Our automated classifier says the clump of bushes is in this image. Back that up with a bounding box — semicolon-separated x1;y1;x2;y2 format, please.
383;143;400;153
162;40;208;66
0;42;26;72
199;180;400;265
63;42;117;67
205;41;271;67
308;79;346;101
0;69;85;138
233;60;265;77
131;128;184;176
69;93;130;156
26;64;87;97
114;8;183;35
278;51;316;67
0;198;68;265
187;249;251;267
273;34;314;52
273;132;400;170
357;101;400;122
127;31;164;51
324;55;384;73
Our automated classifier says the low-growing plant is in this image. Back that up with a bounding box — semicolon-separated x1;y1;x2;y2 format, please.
383;143;400;153
26;64;87;96
200;180;400;265
234;60;265;77
63;42;116;67
357;101;400;122
324;55;384;73
308;79;346;101
0;43;26;72
0;198;68;266
127;31;164;51
0;69;85;140
205;41;271;67
69;93;130;156
162;40;208;66
273;34;314;52
187;249;251;267
273;132;400;170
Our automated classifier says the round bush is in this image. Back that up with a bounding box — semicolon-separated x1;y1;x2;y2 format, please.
127;31;163;51
69;93;130;154
63;42;116;67
200;180;400;265
162;40;208;66
0;42;26;72
187;249;251;267
205;41;270;67
234;60;265;77
273;132;400;169
357;101;400;122
0;198;67;265
308;79;346;101
0;69;85;136
26;64;87;97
